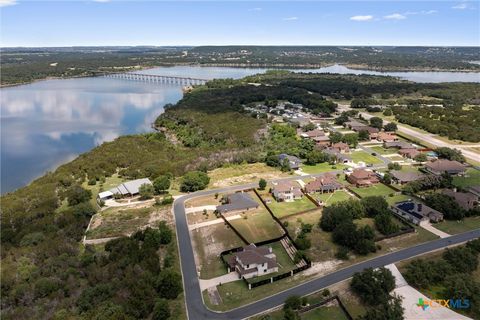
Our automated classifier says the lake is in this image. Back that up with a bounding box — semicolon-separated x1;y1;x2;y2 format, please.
1;65;479;193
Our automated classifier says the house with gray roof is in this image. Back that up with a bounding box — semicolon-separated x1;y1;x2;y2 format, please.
98;178;152;201
390;170;424;185
227;244;278;279
279;154;301;170
391;201;443;225
442;189;479;211
424;159;466;176
216;193;259;215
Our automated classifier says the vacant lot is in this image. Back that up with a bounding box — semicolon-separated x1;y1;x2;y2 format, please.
187;210;218;224
185;194;222;208
317;190;352;206
268;197;317;219
191;223;244;279
208;163;289;188
433;216;480;235
229;207;284;243
350;183;395;199
302;163;347;174
350;150;383;164
453;168;480;188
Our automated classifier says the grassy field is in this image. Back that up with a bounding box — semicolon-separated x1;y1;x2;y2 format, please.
453;168;480;188
268;197;317;218
350;150;383;164
86;206;155;239
208;163;289;188
229;207;284;243
316;190;352;207
433;216;480;234
350;183;395;199
301;163;347;174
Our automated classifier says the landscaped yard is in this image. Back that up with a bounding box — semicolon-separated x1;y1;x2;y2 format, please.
433;216;480;235
268;197;318;219
208;163;289;188
370;146;398;155
350;150;383;164
301;162;347;174
350;183;396;199
317;190;353;206
229;207;285;243
453;168;480;188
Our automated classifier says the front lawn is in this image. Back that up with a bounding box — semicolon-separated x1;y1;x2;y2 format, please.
433;216;480;234
268;197;317;218
350;183;395;199
317;190;353;206
350;150;383;164
229;207;284;243
301;163;347;174
453;168;480;188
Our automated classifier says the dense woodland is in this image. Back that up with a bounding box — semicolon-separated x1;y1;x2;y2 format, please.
2;72;480;318
2;46;480;85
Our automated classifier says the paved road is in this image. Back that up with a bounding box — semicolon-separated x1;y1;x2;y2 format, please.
173;178;480;320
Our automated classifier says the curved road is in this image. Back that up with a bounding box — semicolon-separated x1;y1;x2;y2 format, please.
174;181;480;320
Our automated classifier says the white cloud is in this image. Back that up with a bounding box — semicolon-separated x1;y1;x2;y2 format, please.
384;13;407;20
452;3;468;9
0;0;18;7
350;15;373;21
405;10;438;16
283;16;298;21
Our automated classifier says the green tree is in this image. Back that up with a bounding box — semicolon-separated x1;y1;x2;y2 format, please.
156;269;183;299
351;267;395;305
358;130;370;141
180;171;210;192
359;295;404;320
158;221;173;245
369;117;383;129
139;183;155;200
329;131;343;144
66;185;92;206
361;196;389;217
152;299;170;320
435;147;465;162
258;178;267;190
384;122;398;132
153;175;171;194
342;133;359;147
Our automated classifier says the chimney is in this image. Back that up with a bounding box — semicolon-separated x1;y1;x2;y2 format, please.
417;203;423;212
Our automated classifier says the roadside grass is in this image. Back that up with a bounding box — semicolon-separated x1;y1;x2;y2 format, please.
350;150;383;164
316;190;353;207
86;206;155;239
191;223;244;279
453;168;480;188
301;163;347;174
433;216;480;235
229;207;284;243
350;183;395;199
268;197;317;219
207;163;289;188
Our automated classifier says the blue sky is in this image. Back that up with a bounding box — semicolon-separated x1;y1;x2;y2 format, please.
1;1;479;47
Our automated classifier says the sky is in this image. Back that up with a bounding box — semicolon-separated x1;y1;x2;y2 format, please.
0;0;479;47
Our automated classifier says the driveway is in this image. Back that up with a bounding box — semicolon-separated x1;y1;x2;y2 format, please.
199;272;240;290
421;222;451;239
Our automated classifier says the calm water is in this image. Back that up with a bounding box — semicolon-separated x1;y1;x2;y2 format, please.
1;65;479;193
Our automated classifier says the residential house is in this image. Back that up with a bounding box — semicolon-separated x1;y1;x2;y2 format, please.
347;169;380;187
391;201;444;225
272;181;303;202
468;185;480;197
345;120;368;130
324;148;352;164
216;192;259;215
305;174;343;194
279;154;301;170
390;170;424;185
377;132;399;143
300;129;324;139
98;178;152;201
398;148;420;159
364;127;380;140
442;189;479;211
313;135;330;147
424;159;466;176
227;244;278;279
330;142;350;154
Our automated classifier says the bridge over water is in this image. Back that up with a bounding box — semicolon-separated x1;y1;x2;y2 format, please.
101;72;209;85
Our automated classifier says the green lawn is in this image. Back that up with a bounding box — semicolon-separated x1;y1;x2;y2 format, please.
453;168;480;188
386;193;411;205
317;190;353;206
268;197;317;218
229;207;284;243
433;216;480;234
350;183;395;199
301;306;349;320
350;150;383;164
82;173;124;207
301;162;347;174
370;146;398;155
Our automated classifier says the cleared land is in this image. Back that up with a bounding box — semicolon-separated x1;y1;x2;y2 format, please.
350;150;383;164
433;216;480;234
301;163;347;174
191;223;244;279
208;163;289;188
349;183;395;198
229;206;285;243
185;194;222;208
187;210;218;224
267;197;317;219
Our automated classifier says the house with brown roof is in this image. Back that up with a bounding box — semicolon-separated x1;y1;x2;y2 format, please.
390;170;424;185
330;142;350;154
377;132;399;143
312;135;330;147
305;174;343;194
272;181;303;202
227;244;278;279
425;159;466;176
398;148;420;159
300;129;325;139
364;127;380;139
442;189;479;210
347;169;380;187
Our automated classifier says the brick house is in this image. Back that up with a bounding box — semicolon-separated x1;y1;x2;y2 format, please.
272;181;303;202
305;174;343;194
347;169;380;187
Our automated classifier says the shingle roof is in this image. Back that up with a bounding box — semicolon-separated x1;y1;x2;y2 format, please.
216;193;259;213
425;159;465;172
390;170;424;183
109;178;152;195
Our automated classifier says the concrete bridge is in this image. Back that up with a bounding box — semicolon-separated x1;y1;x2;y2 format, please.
102;72;208;85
